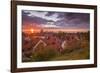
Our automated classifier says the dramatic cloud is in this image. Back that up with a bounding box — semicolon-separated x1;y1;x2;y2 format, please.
22;10;90;29
23;11;60;22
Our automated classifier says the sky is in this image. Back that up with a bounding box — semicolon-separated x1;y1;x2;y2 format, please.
22;10;90;30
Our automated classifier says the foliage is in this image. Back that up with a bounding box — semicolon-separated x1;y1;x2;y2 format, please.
31;47;59;61
22;32;90;62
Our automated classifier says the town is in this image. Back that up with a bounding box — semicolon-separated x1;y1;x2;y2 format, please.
22;29;90;62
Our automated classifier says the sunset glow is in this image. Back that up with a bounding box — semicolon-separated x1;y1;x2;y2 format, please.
22;10;90;62
31;29;34;33
22;10;90;34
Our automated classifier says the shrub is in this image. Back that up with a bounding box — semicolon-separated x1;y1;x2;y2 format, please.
62;40;81;54
31;47;59;61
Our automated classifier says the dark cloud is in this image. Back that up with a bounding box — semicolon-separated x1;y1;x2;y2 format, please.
22;10;30;15
65;13;90;24
45;12;56;16
22;11;48;25
55;12;90;29
57;13;66;18
22;10;90;29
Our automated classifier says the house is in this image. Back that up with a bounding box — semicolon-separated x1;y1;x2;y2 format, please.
61;40;67;50
33;40;47;52
45;35;63;52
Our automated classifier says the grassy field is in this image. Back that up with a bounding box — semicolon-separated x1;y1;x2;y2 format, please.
22;32;90;62
51;47;89;61
26;40;90;62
